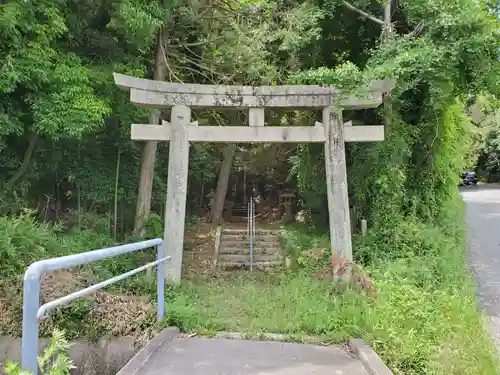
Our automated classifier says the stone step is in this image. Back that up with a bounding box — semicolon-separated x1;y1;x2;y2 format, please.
220;240;280;249
222;234;280;242
218;260;284;270
219;247;281;255
223;229;280;234
219;254;284;263
219;246;281;254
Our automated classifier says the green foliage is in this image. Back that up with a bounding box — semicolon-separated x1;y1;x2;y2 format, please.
38;330;74;375
288;145;327;219
288;0;499;230
407;101;471;220
193;0;325;85
272;2;324;51
0;1;110;140
5;330;74;375
475;97;500;181
144;212;164;239
280;223;330;269
289;62;372;109
108;0;167;46
0;210;62;279
350;118;415;225
290;62;365;89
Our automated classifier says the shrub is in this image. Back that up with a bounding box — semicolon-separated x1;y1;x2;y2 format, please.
0;210;63;279
5;330;74;375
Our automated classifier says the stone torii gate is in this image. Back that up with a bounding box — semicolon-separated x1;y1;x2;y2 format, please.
114;73;393;282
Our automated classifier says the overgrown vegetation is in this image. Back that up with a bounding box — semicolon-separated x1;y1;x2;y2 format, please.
162;200;498;374
3;200;497;374
0;212;159;340
473;96;500;181
1;0;500;374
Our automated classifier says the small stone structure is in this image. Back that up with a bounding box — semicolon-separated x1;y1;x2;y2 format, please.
114;73;393;282
279;192;295;223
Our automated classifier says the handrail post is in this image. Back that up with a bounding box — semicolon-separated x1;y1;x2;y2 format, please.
247;200;251;242
250;198;254;271
22;272;41;375
247;201;250;242
253;199;256;269
156;242;165;320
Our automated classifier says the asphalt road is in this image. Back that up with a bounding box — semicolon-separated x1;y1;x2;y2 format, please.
462;184;500;346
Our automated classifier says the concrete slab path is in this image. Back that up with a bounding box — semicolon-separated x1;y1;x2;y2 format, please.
116;328;392;375
144;337;366;375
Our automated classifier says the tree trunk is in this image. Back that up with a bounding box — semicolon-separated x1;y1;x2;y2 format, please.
211;143;237;224
341;0;394;133
199;181;205;214
382;0;394;134
5;133;39;190
134;25;170;235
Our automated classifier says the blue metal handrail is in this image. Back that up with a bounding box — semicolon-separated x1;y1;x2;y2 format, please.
21;238;169;375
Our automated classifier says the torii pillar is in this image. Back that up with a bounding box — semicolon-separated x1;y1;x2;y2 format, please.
165;105;191;281
323;107;352;260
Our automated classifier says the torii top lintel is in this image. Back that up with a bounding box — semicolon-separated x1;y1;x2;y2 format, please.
113;73;394;110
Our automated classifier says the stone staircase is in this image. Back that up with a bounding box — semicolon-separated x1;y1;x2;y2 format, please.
217;228;284;269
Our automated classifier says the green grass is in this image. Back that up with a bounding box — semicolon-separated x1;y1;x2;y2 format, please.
163;200;499;375
165;264;497;375
166;271;370;337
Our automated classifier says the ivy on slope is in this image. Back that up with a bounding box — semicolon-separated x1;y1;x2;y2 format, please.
289;0;500;229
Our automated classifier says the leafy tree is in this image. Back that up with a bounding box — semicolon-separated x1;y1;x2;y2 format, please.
0;1;110;190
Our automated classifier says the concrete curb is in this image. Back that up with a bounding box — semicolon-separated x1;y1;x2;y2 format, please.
213;331;332;345
214;331;394;374
115;327;180;375
348;339;394;375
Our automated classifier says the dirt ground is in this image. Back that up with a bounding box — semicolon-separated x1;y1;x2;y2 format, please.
183;223;218;278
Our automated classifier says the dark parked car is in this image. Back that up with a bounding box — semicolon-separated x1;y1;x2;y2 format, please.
460;171;478;186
